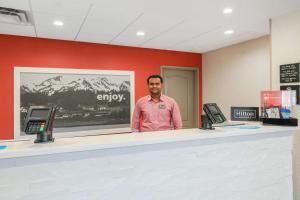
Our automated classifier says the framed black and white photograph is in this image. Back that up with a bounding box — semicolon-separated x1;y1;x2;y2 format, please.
14;67;134;139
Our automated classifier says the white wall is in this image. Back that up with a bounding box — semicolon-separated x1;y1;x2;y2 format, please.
271;9;300;90
203;36;271;118
271;9;300;200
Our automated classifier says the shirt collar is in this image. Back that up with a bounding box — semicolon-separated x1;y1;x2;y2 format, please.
147;95;165;102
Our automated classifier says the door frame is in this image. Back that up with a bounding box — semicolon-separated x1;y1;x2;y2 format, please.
161;66;199;128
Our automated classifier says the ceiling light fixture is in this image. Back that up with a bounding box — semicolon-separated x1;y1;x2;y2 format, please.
136;31;145;36
53;20;64;26
224;29;234;35
223;8;233;14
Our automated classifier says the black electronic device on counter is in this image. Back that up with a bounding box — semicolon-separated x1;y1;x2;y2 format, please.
203;103;245;127
23;106;56;143
201;114;214;130
203;103;226;123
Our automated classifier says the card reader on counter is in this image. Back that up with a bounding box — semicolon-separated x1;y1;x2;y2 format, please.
23;106;56;143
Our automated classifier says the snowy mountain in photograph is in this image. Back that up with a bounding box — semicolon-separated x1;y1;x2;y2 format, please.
21;76;130;96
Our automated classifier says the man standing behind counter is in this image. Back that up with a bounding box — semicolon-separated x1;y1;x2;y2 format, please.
132;75;182;132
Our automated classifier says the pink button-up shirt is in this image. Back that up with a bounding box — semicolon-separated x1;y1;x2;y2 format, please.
132;95;182;132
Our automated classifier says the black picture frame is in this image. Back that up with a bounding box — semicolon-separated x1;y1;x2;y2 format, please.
280;63;300;83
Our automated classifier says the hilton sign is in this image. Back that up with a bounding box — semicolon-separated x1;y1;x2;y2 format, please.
231;107;259;121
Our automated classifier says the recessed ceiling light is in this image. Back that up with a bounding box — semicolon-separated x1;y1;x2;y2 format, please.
223;8;233;14
224;29;234;35
136;31;145;36
53;20;64;26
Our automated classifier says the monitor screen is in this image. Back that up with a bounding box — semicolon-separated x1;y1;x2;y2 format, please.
30;109;50;118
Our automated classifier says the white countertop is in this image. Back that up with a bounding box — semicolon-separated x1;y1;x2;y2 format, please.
0;125;298;159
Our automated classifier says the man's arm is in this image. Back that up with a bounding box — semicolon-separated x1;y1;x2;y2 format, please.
172;101;182;129
131;102;141;132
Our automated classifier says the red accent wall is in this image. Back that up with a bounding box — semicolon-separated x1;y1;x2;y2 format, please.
0;34;202;140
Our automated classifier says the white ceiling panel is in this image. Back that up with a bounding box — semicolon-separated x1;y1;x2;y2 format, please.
79;1;145;44
33;12;83;40
142;0;211;18
0;23;35;37
110;35;146;47
169;27;247;52
141;21;222;49
88;0;144;21
76;18;132;44
173;29;266;53
0;0;299;52
30;0;92;18
111;19;185;46
110;11;186;45
0;0;30;11
122;12;185;36
196;32;266;53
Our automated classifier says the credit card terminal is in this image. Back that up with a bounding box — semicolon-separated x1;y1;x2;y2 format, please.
203;103;226;124
23;106;56;143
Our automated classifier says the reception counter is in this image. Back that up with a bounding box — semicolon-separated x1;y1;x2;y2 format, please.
0;126;298;200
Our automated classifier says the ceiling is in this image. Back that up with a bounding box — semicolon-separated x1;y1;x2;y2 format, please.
0;0;300;53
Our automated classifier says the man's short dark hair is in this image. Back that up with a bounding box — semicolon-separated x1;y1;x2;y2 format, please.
147;74;163;84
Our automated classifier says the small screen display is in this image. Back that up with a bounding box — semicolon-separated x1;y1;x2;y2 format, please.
30;109;50;118
208;105;219;113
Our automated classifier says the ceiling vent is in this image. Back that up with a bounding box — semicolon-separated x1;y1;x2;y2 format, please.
0;7;32;25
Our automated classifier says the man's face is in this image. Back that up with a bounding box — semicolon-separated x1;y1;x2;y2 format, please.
148;78;162;96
